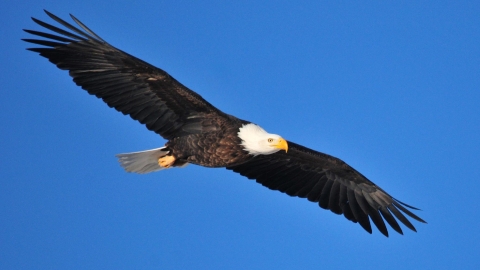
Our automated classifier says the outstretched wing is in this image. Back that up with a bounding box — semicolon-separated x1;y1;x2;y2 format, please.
227;141;426;237
23;10;225;140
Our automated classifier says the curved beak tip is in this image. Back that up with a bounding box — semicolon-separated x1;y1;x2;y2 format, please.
280;139;288;153
272;138;288;153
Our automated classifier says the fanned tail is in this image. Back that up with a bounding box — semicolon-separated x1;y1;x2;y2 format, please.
116;147;172;174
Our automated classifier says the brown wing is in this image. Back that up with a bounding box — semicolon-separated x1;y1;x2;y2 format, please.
227;141;426;237
23;10;226;139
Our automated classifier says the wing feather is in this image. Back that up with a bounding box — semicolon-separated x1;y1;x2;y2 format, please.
328;181;342;214
306;175;328;202
283;173;314;196
379;206;403;235
318;179;334;210
23;29;75;42
291;172;319;198
347;188;372;233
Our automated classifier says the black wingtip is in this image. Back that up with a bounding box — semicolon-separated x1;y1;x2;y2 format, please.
393;201;427;224
31;17;48;28
69;13;106;42
393;198;422;210
43;9;54;17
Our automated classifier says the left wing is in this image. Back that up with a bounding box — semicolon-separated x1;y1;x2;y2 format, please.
23;10;227;140
227;141;426;237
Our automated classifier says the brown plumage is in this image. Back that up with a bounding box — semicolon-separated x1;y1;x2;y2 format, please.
23;10;426;237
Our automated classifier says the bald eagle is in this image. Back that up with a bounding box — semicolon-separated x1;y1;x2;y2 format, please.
23;10;425;237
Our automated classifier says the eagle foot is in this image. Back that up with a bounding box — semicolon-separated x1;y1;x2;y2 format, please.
158;155;176;168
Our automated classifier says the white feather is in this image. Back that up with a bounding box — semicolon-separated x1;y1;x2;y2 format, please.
237;123;282;155
115;147;187;174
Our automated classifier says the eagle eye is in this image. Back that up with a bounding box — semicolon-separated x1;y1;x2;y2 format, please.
268;138;274;143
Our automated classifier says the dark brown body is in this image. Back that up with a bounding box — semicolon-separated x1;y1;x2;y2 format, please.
167;118;252;167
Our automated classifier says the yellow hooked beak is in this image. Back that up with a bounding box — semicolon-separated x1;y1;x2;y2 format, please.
274;138;288;153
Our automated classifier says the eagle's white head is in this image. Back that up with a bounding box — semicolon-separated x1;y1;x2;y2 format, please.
237;123;288;156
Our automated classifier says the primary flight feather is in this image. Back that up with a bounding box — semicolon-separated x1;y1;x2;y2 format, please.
23;10;426;237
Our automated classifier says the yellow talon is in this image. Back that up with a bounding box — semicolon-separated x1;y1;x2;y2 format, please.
158;155;176;168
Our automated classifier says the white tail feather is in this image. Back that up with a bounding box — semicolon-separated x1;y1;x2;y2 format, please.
116;147;172;174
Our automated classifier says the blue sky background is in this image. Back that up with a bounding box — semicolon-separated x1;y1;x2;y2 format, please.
2;1;480;269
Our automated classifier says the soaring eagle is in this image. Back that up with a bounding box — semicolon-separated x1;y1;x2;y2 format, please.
23;10;425;237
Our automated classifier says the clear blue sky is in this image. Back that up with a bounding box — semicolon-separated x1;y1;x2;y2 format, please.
2;1;480;269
